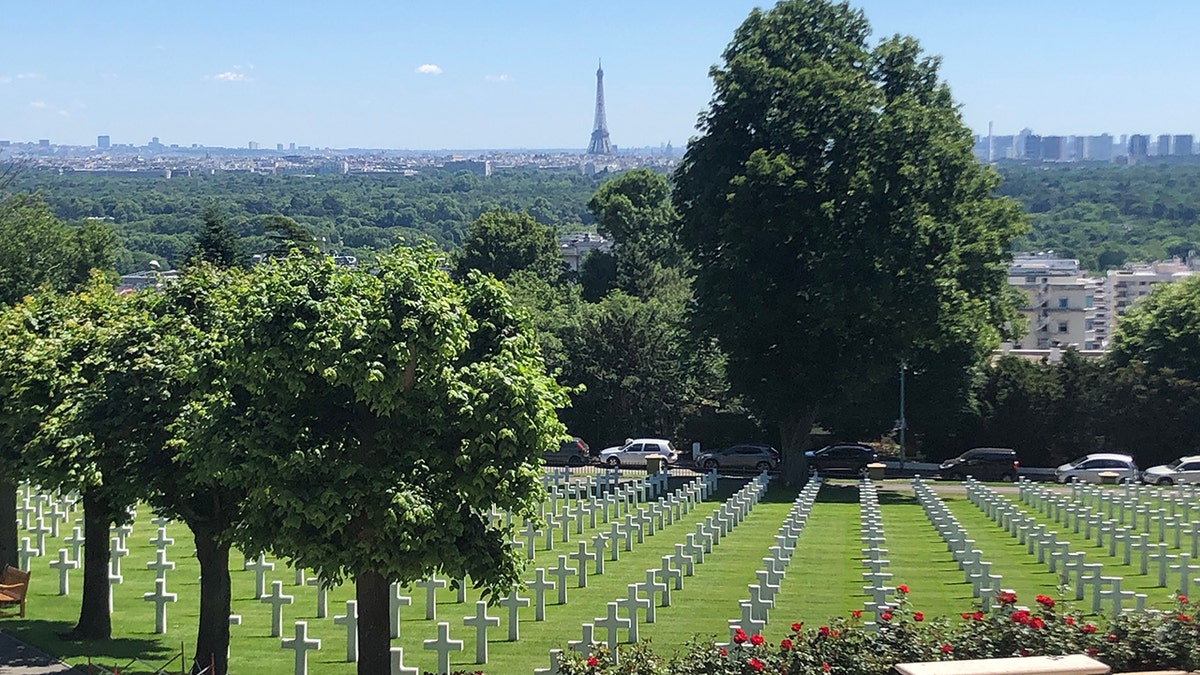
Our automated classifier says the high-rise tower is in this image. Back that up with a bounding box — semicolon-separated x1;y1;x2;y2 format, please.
586;60;613;155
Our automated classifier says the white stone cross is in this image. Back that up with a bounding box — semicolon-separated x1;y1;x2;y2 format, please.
262;580;295;637
333;600;358;662
594;602;631;661
246;554;274;599
280;621;321;675
389;582;412;638
64;526;85;561
616;585;651;643
660;555;684;590
416;576;447;620
636;569;667;622
389;647;420;675
48;548;78;595
143;577;178;634
30;517;52;555
1171;553;1200;597
305;575;330;619
533;648;564;675
590;533;608;574
548;556;576;604
527;568;555;620
657;564;682;604
141;547;174;584
567;623;597;659
569;542;596;587
462;600;499;664
149;527;174;550
519;520;541;560
17;537;39;572
109;537;129;580
423;621;464;675
497;588;529;641
151;515;171;528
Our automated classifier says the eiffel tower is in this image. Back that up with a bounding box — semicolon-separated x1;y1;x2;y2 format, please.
586;60;613;155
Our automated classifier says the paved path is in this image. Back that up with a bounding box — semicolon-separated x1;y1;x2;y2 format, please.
0;632;78;674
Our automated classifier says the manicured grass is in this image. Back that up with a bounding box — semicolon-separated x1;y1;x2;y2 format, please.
6;478;1186;674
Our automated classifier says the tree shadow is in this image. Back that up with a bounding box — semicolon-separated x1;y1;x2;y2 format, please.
2;619;175;666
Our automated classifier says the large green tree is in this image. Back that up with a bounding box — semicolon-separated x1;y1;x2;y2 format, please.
0;193;115;572
169;249;566;674
455;208;563;283
673;0;1026;484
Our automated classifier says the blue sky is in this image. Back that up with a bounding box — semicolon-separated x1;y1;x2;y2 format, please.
2;1;1197;150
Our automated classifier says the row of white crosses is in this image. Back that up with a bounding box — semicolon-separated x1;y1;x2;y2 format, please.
16;484;82;570
963;479;1151;616
535;472;762;674
1021;479;1200;561
290;472;721;675
856;478;899;628
911;477;1010;613
1015;478;1200;599
721;476;819;645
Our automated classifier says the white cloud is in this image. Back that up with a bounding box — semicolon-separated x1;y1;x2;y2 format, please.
208;71;252;82
415;64;443;75
28;101;47;109
28;100;69;117
485;74;511;82
16;73;42;80
0;76;11;85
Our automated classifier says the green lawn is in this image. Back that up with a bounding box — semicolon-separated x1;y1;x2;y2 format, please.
3;477;1184;674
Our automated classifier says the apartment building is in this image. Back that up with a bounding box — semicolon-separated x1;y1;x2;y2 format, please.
1106;260;1197;319
1008;254;1101;350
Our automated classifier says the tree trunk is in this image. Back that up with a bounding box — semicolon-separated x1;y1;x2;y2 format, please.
355;569;388;675
779;407;818;488
191;529;231;675
0;480;15;569
68;488;112;640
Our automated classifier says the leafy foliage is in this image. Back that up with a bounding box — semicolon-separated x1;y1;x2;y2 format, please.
455;208;563;283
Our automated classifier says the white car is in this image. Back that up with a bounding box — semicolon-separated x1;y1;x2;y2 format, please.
1055;453;1139;484
1141;455;1200;486
599;438;678;468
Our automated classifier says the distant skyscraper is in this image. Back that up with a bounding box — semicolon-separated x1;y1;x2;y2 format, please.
1173;135;1194;156
1157;134;1171;156
586;60;613;155
97;135;110;149
1129;134;1149;158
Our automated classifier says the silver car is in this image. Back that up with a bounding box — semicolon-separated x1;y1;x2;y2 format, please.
1055;453;1139;484
599;438;678;468
1141;456;1200;486
694;444;779;472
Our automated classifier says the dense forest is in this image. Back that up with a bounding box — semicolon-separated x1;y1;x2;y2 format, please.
997;162;1200;271
10;161;1200;275
8;168;605;273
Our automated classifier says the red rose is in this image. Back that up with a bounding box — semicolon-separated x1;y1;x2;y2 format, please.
720;648;728;657
1029;617;1044;629
851;610;862;619
972;612;984;621
1086;648;1098;657
781;638;792;650
1178;614;1193;622
1035;594;1055;609
1065;616;1075;626
1106;634;1118;643
587;656;599;668
749;658;765;672
1019;649;1030;657
1081;624;1097;634
1180;595;1189;604
750;633;764;646
914;612;924;622
960;613;971;620
791;622;803;632
1011;610;1030;624
881;612;893;621
998;591;1018;605
819;626;831;637
897;584;909;594
940;644;953;654
822;664;831;673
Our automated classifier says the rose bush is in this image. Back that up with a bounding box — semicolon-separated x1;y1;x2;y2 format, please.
551;588;1200;675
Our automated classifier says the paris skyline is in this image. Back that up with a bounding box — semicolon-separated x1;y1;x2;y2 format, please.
3;0;1199;150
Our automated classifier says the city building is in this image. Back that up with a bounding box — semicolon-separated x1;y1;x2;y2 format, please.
1106;259;1198;319
1172;135;1194;156
558;233;612;271
97;135;110;149
1128;134;1150;159
1007;253;1101;350
1157;134;1172;156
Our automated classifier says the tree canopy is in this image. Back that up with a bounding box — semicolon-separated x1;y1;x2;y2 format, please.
455;208;563;283
673;0;1027;482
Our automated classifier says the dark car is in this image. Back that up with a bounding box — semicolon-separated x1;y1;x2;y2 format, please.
938;447;1019;482
694;444;780;472
544;437;592;467
805;444;877;476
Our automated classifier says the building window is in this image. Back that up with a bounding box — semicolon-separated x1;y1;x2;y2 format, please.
1025;275;1037;284
1057;298;1069;308
1084;295;1094;308
1058;321;1069;333
1085;319;1094;330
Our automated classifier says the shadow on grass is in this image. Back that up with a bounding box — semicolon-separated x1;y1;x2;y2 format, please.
3;620;176;666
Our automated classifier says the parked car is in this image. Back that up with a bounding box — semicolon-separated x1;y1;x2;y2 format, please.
599;438;679;468
694;444;780;472
938;447;1019;482
543;437;592;467
1055;453;1139;484
1141;455;1200;485
805;444;877;476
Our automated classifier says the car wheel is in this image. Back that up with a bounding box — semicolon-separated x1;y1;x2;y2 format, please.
999;472;1014;482
1158;477;1174;486
755;461;771;471
567;455;584;467
606;457;621;468
703;459;719;470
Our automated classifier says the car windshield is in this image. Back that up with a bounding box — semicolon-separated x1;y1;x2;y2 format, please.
1168;459;1184;470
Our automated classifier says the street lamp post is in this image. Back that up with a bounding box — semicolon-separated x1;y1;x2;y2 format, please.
898;362;907;470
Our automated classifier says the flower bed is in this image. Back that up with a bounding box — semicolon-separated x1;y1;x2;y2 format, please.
549;587;1200;675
